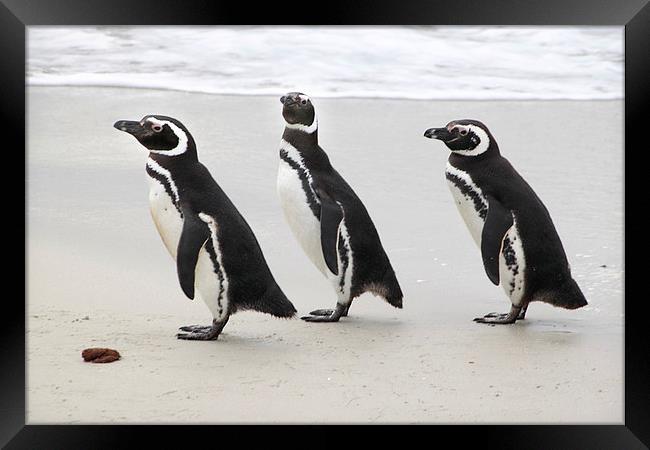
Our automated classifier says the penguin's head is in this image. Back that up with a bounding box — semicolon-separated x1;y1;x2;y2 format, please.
424;120;494;156
280;92;317;132
113;115;194;156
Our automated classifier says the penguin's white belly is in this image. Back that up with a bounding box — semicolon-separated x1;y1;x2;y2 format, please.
277;160;329;276
196;213;230;320
445;163;488;247
445;165;526;305
148;177;183;257
148;178;228;320
498;220;526;305
334;219;354;303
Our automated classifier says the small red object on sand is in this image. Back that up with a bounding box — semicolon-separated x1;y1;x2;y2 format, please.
82;348;121;363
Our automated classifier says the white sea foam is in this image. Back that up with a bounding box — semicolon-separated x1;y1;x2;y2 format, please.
27;26;623;100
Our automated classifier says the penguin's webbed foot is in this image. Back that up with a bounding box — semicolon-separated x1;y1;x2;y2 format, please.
474;314;513;324
176;317;229;340
301;314;341;323
309;306;349;317
301;303;348;323
480;312;510;319
176;330;219;340
473;306;521;325
178;325;213;333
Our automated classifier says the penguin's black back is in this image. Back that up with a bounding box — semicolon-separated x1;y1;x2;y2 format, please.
449;152;586;308
156;155;296;317
283;130;403;306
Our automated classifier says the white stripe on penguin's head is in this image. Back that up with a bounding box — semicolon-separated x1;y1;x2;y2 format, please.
283;93;318;134
145;116;189;156
448;123;490;156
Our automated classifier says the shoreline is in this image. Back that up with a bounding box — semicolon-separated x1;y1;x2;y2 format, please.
26;83;624;103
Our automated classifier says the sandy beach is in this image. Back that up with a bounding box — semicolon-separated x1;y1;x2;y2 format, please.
27;86;623;423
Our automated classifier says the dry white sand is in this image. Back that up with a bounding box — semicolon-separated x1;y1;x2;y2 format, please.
27;87;623;423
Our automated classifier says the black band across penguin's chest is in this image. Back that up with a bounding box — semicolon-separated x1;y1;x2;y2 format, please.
279;148;321;219
146;165;182;214
445;171;488;219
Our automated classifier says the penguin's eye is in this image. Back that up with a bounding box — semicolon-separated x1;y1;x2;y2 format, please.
459;129;468;136
152;125;163;133
301;99;307;105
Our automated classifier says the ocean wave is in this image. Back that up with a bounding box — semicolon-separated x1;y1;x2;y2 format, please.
27;26;623;100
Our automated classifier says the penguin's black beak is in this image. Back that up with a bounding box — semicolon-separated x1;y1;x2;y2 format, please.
113;120;144;136
423;127;452;142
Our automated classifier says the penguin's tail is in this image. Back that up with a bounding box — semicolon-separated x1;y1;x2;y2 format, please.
256;283;297;318
540;277;588;310
366;265;403;309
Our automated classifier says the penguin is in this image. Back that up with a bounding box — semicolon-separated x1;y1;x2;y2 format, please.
423;119;588;324
276;92;403;322
113;115;296;339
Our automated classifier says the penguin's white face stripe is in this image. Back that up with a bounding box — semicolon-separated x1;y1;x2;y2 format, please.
145;118;189;156
147;158;179;203
449;124;490;156
285;114;318;134
284;95;317;133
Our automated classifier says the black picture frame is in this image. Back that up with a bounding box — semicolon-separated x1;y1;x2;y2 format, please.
4;0;647;447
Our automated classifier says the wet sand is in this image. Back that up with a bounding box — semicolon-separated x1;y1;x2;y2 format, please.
27;87;623;423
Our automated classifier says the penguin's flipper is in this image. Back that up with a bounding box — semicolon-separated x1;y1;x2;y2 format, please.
177;210;210;300
317;188;343;276
481;195;514;285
